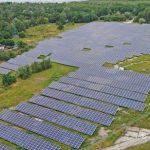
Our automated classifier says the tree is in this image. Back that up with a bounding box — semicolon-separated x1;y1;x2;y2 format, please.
57;22;64;30
143;8;150;23
18;32;26;38
139;18;146;24
17;65;32;79
2;73;16;86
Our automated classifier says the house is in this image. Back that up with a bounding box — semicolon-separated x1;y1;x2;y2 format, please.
0;44;5;50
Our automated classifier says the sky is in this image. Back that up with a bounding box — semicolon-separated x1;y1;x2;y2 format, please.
0;0;84;3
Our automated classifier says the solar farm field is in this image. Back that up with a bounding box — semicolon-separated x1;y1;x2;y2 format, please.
0;22;150;150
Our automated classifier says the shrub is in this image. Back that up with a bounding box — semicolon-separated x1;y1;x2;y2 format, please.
17;58;51;79
139;18;146;24
57;22;64;30
17;41;27;48
18;32;26;38
17;65;32;79
2;73;16;86
31;61;42;73
31;58;51;73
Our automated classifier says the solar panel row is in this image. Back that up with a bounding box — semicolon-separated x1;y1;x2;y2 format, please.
30;94;114;126
40;88;118;115
0;123;60;150
16;102;96;135
0;110;84;149
69;72;149;94
0;144;11;150
80;67;150;83
0;67;10;75
48;82;145;111
59;77;146;101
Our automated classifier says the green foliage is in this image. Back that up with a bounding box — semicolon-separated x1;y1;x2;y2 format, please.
0;51;16;61
56;22;65;30
0;39;15;46
2;73;16;86
17;65;32;79
0;1;149;42
18;58;51;79
18;32;26;38
16;41;27;48
139;18;146;24
143;8;150;23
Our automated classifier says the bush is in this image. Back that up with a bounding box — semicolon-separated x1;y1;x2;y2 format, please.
18;32;26;38
31;61;42;73
31;58;51;73
57;22;64;30
124;12;133;20
17;58;51;79
17;41;27;48
139;18;146;24
40;58;51;70
2;73;16;86
0;39;15;46
17;65;32;79
0;51;17;61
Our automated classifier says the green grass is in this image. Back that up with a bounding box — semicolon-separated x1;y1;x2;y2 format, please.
1;54;150;150
126;142;150;150
105;45;114;48
0;63;77;150
82;48;92;52
0;22;83;150
0;63;77;111
14;23;83;47
0;22;150;150
104;54;150;75
0;23;83;64
123;42;132;46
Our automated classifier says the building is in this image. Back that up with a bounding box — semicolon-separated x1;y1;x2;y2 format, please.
0;44;5;50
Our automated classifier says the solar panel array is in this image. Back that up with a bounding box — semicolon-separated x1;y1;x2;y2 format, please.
0;123;60;150
30;95;114;126
69;72;150;94
48;82;145;111
0;22;150;149
59;77;147;101
41;88;118;115
0;22;150;74
16;102;97;135
0;144;11;150
0;110;84;149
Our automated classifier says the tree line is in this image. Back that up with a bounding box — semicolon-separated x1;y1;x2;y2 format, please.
2;58;51;86
0;1;150;41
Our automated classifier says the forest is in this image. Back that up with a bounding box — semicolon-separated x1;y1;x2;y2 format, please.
0;0;150;50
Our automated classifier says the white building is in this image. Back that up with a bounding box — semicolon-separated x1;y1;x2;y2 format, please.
0;44;5;50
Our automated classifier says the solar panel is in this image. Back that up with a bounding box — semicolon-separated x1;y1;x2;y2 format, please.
16;102;97;135
47;83;145;111
29;94;114;126
0;123;60;150
40;88;118;115
79;66;150;84
0;110;84;149
59;77;147;102
0;144;11;150
0;62;19;71
0;67;10;75
69;72;150;94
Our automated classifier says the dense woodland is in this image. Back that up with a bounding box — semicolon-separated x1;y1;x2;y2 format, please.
0;0;150;58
